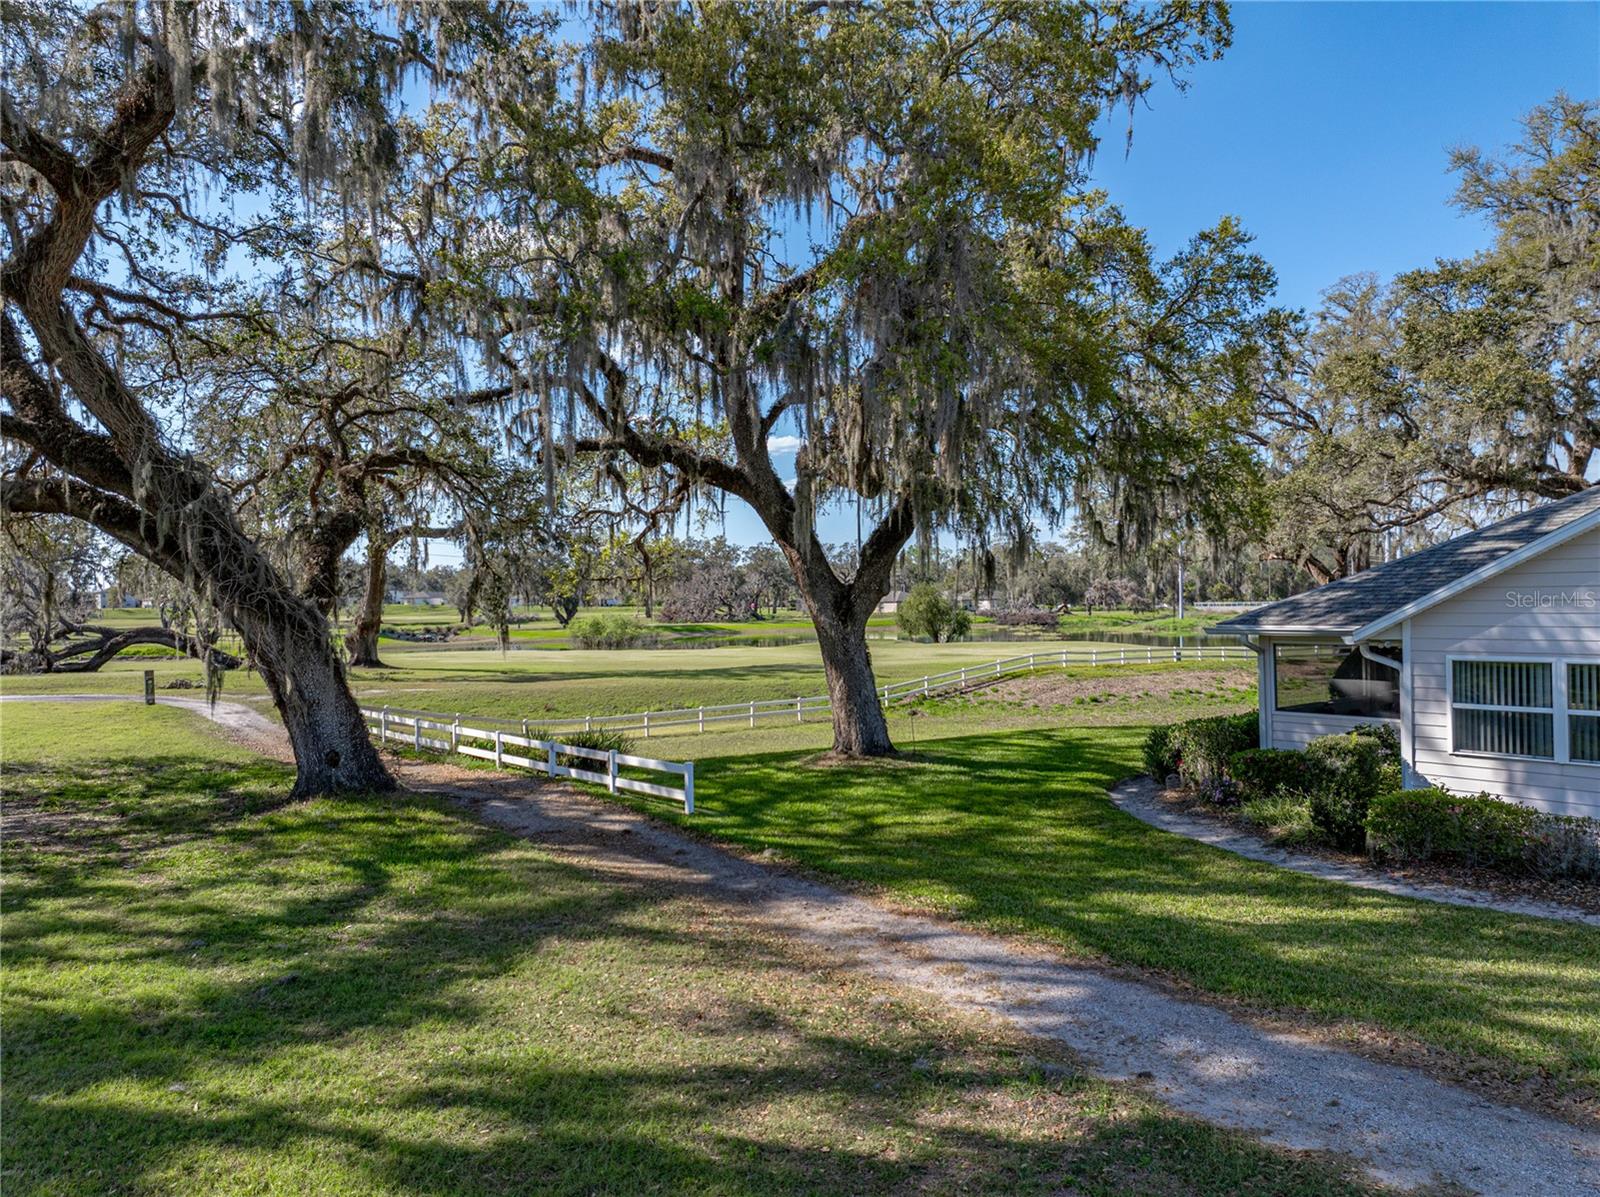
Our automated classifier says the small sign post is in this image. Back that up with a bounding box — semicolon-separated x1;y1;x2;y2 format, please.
143;670;156;705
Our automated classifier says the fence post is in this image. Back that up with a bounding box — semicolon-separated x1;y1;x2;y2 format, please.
1092;650;1098;666
1147;647;1153;663
749;700;755;728
698;706;705;732
380;706;389;744
796;696;802;723
684;761;695;815
585;715;592;731
413;717;421;751
1029;652;1035;672
1120;649;1127;665
494;729;503;768
451;715;460;754
547;742;557;778
521;719;529;742
607;748;617;794
644;710;651;738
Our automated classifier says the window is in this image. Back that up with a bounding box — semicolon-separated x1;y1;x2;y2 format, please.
1450;660;1554;759
1571;663;1600;764
1274;643;1399;718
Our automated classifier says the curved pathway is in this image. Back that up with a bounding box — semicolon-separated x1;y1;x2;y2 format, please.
1109;775;1600;929
6;694;1598;1193
0;692;289;760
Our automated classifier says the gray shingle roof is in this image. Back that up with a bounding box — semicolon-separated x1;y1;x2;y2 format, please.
1213;487;1600;637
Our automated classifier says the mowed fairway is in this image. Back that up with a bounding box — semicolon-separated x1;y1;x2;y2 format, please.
0;637;1253;733
0;701;1383;1197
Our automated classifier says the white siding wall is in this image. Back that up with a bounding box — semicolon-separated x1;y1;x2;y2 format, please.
1273;710;1397;749
1407;529;1600;818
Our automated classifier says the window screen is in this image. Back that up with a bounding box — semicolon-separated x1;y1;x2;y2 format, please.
1451;660;1554;759
1273;643;1399;717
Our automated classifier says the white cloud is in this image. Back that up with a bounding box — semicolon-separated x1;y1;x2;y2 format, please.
766;434;805;455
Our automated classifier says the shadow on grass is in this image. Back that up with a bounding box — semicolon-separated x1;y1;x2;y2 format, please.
675;726;1600;1090
3;781;1374;1197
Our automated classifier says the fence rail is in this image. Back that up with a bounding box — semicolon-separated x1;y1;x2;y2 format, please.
365;644;1254;743
360;705;695;813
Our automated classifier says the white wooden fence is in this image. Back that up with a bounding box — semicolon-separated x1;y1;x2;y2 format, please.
368;644;1252;744
361;705;695;813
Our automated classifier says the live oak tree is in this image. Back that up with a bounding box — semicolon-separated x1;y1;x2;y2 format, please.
459;0;1274;755
1254;96;1598;582
186;263;512;670
0;2;506;794
1396;94;1599;501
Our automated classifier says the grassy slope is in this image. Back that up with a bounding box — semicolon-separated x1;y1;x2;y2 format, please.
621;727;1600;1096
1;703;1376;1197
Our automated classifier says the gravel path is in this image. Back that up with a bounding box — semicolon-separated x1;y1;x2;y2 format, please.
9;694;1598;1193
0;693;290;761
410;765;1600;1195
1110;775;1600;928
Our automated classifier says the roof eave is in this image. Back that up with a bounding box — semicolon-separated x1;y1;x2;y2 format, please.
1345;505;1600;644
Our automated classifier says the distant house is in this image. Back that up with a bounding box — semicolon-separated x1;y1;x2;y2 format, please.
1214;489;1600;818
875;590;907;615
391;590;448;607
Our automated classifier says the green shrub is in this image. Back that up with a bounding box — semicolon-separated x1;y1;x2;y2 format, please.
1227;748;1304;803
1143;724;1180;781
1525;814;1600;880
1303;732;1386;851
1348;720;1401;764
518;726;637;770
896;583;972;642
1367;789;1600;878
567;612;645;649
1170;712;1258;785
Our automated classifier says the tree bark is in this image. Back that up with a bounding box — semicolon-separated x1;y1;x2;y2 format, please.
21;623;244;673
771;496;914;757
811;591;893;755
245;609;393;798
346;538;389;668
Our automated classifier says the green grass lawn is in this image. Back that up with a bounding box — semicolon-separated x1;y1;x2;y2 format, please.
0;639;1252;730
618;727;1600;1098
1;702;1380;1196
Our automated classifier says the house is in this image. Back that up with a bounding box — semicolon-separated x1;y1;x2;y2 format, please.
390;590;448;607
875;590;907;615
1213;489;1600;818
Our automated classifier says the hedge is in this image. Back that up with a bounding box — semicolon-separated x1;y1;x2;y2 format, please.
1368;789;1600;879
1227;748;1306;803
1303;733;1388;851
1142;712;1258;786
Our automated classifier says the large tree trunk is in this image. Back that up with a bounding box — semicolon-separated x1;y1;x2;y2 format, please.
813;596;893;755
773;500;914;757
242;607;394;798
346;538;388;668
0;41;393;799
